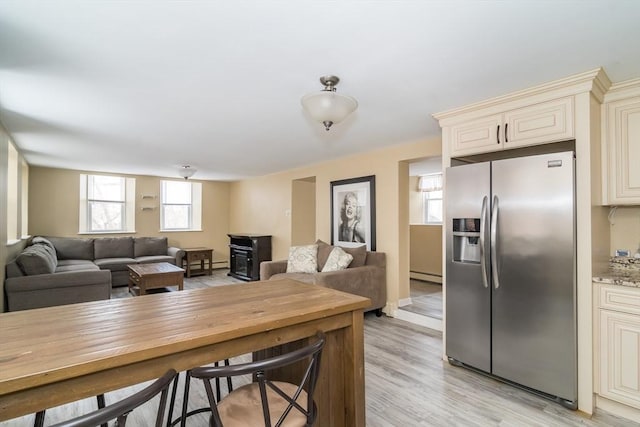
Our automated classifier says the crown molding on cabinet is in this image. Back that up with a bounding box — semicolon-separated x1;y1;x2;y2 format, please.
433;68;611;125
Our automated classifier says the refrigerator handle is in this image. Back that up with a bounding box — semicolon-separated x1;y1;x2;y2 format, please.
479;196;489;288
490;195;500;289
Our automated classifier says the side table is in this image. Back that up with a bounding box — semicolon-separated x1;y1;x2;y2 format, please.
182;248;213;278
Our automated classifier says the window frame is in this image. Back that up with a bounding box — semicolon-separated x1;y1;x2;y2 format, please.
79;174;136;234
160;180;202;232
422;189;443;225
419;173;443;225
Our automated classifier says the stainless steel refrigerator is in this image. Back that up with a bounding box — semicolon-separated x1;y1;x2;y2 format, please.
445;150;576;408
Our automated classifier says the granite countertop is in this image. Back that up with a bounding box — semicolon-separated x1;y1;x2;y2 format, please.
593;257;640;288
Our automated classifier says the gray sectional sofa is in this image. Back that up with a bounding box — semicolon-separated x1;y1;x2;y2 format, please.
4;236;184;311
259;240;386;315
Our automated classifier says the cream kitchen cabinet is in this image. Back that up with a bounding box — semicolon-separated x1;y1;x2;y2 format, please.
596;284;640;410
447;97;574;157
601;78;640;205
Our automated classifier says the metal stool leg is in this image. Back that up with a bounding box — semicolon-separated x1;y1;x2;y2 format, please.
166;373;181;427
180;370;192;427
167;360;233;426
34;394;106;427
34;410;45;427
96;394;107;427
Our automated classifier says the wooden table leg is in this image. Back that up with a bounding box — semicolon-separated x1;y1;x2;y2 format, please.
344;310;366;427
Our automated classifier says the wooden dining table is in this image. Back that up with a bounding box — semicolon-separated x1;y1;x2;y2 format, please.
0;279;370;426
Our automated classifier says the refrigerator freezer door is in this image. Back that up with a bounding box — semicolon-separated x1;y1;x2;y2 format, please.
445;162;491;372
490;151;576;402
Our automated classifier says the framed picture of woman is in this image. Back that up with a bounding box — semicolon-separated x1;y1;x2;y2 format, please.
330;175;376;251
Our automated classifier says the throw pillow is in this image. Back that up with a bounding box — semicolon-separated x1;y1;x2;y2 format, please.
321;247;353;272
286;245;318;274
315;239;334;271
341;244;367;268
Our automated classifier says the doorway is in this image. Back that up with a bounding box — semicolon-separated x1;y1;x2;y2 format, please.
397;157;443;330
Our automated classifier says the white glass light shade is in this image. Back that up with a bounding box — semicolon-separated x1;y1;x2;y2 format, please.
301;91;358;129
178;166;197;179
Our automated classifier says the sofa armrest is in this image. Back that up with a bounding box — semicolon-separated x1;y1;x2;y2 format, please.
5;270;112;311
260;260;288;280
168;247;185;266
316;265;387;311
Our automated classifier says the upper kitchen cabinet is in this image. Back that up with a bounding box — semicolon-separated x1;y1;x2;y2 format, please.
434;69;609;159
448;97;574;156
601;78;640;205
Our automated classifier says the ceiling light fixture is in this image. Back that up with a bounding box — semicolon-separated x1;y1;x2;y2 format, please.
301;75;358;131
178;165;197;180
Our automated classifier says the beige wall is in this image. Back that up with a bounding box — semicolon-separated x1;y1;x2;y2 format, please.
291;178;316;246
229;138;442;313
28;167;232;262
609;206;640;256
408;175;423;224
410;225;443;277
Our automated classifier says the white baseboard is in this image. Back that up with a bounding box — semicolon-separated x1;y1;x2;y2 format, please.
410;272;442;283
212;260;229;269
392;309;443;332
398;297;412;307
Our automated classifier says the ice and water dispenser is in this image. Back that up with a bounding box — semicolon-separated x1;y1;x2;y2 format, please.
452;218;481;264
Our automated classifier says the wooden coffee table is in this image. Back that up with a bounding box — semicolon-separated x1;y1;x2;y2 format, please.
128;262;184;296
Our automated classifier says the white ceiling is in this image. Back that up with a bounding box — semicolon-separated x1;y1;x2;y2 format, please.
1;1;640;181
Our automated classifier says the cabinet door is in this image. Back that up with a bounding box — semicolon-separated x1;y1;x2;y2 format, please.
449;113;503;156
603;97;640;204
600;309;640;409
503;97;574;149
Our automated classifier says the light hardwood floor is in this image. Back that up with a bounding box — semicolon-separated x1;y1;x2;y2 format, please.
2;272;637;426
400;279;443;319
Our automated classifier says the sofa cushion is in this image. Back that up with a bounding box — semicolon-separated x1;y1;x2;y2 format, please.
94;237;134;259
32;236;58;260
136;255;175;264
56;260;100;273
134;237;168;257
315;240;334;271
341;245;367;268
47;237;95;260
94;257;137;272
286;245;318;274
321;246;353;272
16;245;57;275
31;242;58;269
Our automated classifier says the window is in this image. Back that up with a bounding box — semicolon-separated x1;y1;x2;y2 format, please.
20;159;29;238
79;174;135;233
6;141;18;243
160;180;202;231
419;173;443;224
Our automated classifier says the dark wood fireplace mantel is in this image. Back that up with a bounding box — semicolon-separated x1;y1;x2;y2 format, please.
227;234;272;281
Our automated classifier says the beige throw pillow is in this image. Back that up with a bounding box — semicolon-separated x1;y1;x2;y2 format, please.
321;246;353;272
286;245;318;273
